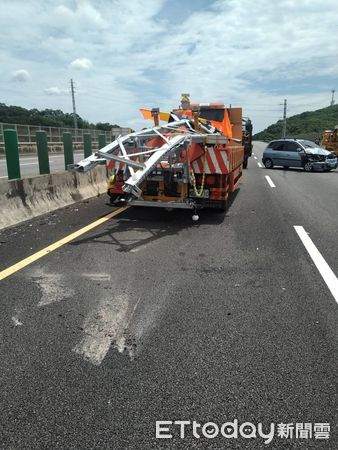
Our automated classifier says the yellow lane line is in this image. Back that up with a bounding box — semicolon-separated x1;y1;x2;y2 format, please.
0;207;129;282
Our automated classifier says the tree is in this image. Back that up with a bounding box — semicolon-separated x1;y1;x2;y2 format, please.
253;105;338;141
0;103;122;130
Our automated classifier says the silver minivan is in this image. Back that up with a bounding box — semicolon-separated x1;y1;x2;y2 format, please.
262;139;337;171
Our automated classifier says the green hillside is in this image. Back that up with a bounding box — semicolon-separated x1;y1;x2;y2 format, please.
254;104;338;142
0;102;120;130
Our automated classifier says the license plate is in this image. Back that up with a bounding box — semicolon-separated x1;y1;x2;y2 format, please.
189;189;209;198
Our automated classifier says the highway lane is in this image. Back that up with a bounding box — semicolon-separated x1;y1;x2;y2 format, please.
0;142;337;449
253;142;338;273
0;151;85;179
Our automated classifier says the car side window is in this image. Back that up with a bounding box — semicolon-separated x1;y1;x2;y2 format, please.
269;141;284;151
284;142;301;152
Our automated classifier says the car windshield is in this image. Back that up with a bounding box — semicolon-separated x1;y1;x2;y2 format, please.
298;140;319;148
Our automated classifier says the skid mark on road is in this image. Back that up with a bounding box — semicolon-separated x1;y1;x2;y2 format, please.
72;279;172;366
82;273;111;281
11;316;23;326
294;226;338;304
73;294;132;365
31;268;75;307
130;243;150;253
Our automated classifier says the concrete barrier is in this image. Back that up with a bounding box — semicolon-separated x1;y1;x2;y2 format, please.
0;167;108;230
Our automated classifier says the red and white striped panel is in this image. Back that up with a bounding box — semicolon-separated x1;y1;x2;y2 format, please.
108;160;125;172
114;162;125;172
191;148;228;174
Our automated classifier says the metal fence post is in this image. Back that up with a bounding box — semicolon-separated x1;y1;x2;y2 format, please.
83;133;92;158
4;129;21;180
63;132;74;170
98;134;106;149
36;131;50;174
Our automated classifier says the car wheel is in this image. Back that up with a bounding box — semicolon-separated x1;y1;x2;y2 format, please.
304;162;313;172
264;158;273;169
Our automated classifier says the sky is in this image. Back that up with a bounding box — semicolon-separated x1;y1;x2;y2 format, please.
0;0;337;132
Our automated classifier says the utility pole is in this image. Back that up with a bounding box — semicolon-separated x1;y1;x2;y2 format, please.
70;79;78;130
330;89;335;106
282;98;287;138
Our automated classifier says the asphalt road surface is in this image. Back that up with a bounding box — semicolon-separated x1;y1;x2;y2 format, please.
0;152;84;179
0;142;337;449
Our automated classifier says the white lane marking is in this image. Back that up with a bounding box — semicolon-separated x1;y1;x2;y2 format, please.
252;152;255;155
0;176;7;179
294;226;338;304
265;175;276;187
254;156;257;160
257;162;263;168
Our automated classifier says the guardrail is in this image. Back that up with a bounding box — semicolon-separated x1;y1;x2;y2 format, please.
0;123;130;150
1;128;119;180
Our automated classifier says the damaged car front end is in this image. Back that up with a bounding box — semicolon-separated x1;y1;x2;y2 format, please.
302;142;338;171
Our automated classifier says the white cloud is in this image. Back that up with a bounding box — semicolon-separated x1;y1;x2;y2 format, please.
44;86;68;95
0;0;337;131
54;1;107;29
12;69;30;82
41;37;75;58
70;58;93;70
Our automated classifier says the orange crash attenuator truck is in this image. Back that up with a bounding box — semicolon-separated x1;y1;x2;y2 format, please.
71;95;249;220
